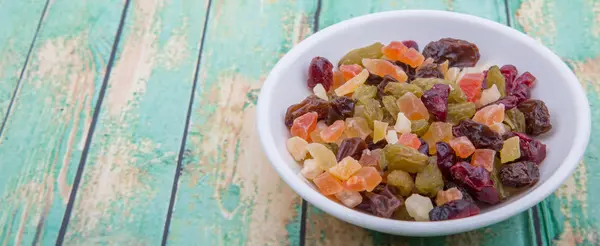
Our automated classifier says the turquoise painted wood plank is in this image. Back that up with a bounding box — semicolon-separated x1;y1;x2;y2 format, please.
0;1;126;245
0;0;47;122
60;0;209;244
165;0;317;245
305;1;538;246
508;0;600;245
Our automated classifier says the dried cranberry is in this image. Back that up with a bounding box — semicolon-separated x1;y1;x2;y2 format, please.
284;95;329;128
366;135;388;150
517;99;552;136
307;57;333;90
450;162;493;191
365;73;384;85
444;182;474;203
510;83;531;103
492;95;520;109
429;199;480;221
402;40;419;51
500;65;518;93
452;119;503;151
393;61;416;82
513;132;547;164
415;63;443;79
327;96;356;125
376;75;398;99
421;84;450;121
515;72;536;88
482;69;489;89
436;142;456;177
418;138;429;156
422;38;480;67
337;137;367;161
500;161;540;187
474;186;500;204
364;185;403;218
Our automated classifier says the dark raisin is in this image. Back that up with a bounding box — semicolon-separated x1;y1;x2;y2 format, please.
365;73;384;85
415;63;443;79
517;99;552;136
515;71;536;88
418;138;429;156
366;135;388;150
429;199;480;221
444;182;474;203
422;38;480;67
492;95;520;110
421;84;450;121
364;185;403;218
450;162;493;191
327;96;356;125
307;56;333;90
500;65;518;94
337;137;368;161
393;61;416;82
376;75;399;99
284;95;329;128
452;119;503;151
436;142;456;177
500;161;540;187
402;40;419;51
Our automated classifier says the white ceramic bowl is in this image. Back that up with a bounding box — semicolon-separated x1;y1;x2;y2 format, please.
256;10;591;236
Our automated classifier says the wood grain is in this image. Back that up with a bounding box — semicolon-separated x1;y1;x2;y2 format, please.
165;0;317;245
0;1;126;245
60;0;209;244
0;0;47;124
509;0;600;245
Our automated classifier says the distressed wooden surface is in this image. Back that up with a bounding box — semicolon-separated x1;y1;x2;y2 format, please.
0;0;599;245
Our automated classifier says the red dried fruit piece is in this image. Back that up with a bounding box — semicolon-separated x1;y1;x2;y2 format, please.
450;162;493;191
402;40;419;51
515;71;536;88
421;84;450;121
340;64;363;81
500;65;518;93
508;132;547;164
429;199;480;221
307;56;334;90
290;112;318;140
436;142;456;177
458;73;484;102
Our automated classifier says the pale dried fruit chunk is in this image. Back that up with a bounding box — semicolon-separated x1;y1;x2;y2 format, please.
286;136;309;161
362;58;408;82
435;188;463;206
329;156;362;180
344;117;372;140
335;69;369;96
313;83;328;101
373;120;388;143
471;149;496;172
352;167;383;192
301;159;324;180
386;170;415;196
449;136;476;158
335;190;363;208
405;194;434;221
501;136;521;163
313;172;344;195
386;130;399;144
476;84;501;107
397;92;430;121
394;112;411;133
307;143;338;170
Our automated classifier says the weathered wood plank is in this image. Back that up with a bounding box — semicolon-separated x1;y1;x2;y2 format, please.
0;1;126;245
0;0;47;123
305;1;539;246
165;0;317;245
508;0;600;245
59;0;209;244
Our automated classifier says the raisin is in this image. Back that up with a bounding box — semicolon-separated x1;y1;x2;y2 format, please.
421;84;450;121
492;95;520;110
515;72;536;88
436;142;456;178
517;99;552;136
366;135;388;150
415;63;443;79
377;75;399;99
402;40;419;51
500;65;518;94
450;162;493;191
337;137;368;161
429;199;480;221
365;73;384;85
285;95;330;128
422;38;480;67
474;186;500;204
307;56;333;90
327;96;356;125
393;61;416;82
418;138;429;156
364;185;404;218
444;182;474;203
452;119;503;151
500;161;540;187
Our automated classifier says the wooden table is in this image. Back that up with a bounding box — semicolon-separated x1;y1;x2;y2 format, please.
0;0;597;245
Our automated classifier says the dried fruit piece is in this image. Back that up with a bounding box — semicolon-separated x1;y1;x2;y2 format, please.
362;58;408;82
352;167;383;192
307;143;338;170
394;112;411;134
473;104;505;128
477;84;501;107
291;112;318;140
386;170;415;196
422;122;453;154
382;41;409;61
500;161;540;188
397;48;425;68
411;119;430;137
422;38;480;67
385;129;399;145
415;62;443;79
344;117;372;140
320;120;346;143
352;84;377;103
517;99;552;136
411;78;466;103
359;149;381;169
491;157;509;200
453;119;503;151
327;96;356;125
286;136;309;161
485;65;506;97
435;188;463;206
421;84;450;121
471;149;496;172
285;95;329;128
402;40;419;51
335;190;363;208
509;132;547;164
450;161;493;192
329;156;362;180
364;185;403;218
377;75;398;98
500;136;521;163
332;70;345;91
504;108;526;133
340;64;363;81
384;144;429;173
397;133;421;149
500;65;518;93
308;56;334;90
515;71;536;88
458;73;484;102
444;182;474;203
405;194;434;221
415;159;444;197
436;142;456;177
361;98;384;127
338;42;384;67
373;120;388;143
397;92;430;121
382;96;400;118
344;176;368;191
335;69;369;96
300;159;324;180
429;200;480;221
313;83;328;101
449;136;476;158
447;102;476;125
336;137;368;161
384;82;424;97
313;172;344;195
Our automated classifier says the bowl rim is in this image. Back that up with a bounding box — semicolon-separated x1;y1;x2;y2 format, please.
256;10;591;236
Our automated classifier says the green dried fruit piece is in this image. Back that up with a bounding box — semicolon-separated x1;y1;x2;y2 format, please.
352;84;377;103
415;157;444;197
492;157;510;199
504;107;526;133
384;144;429;173
485;65;506;97
387;170;415;197
411;119;430;137
447;102;476;125
384;83;423;98
360;98;383;128
338;42;384;67
382;96;400;119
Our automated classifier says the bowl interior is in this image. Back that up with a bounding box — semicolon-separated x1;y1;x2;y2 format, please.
258;10;589;235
